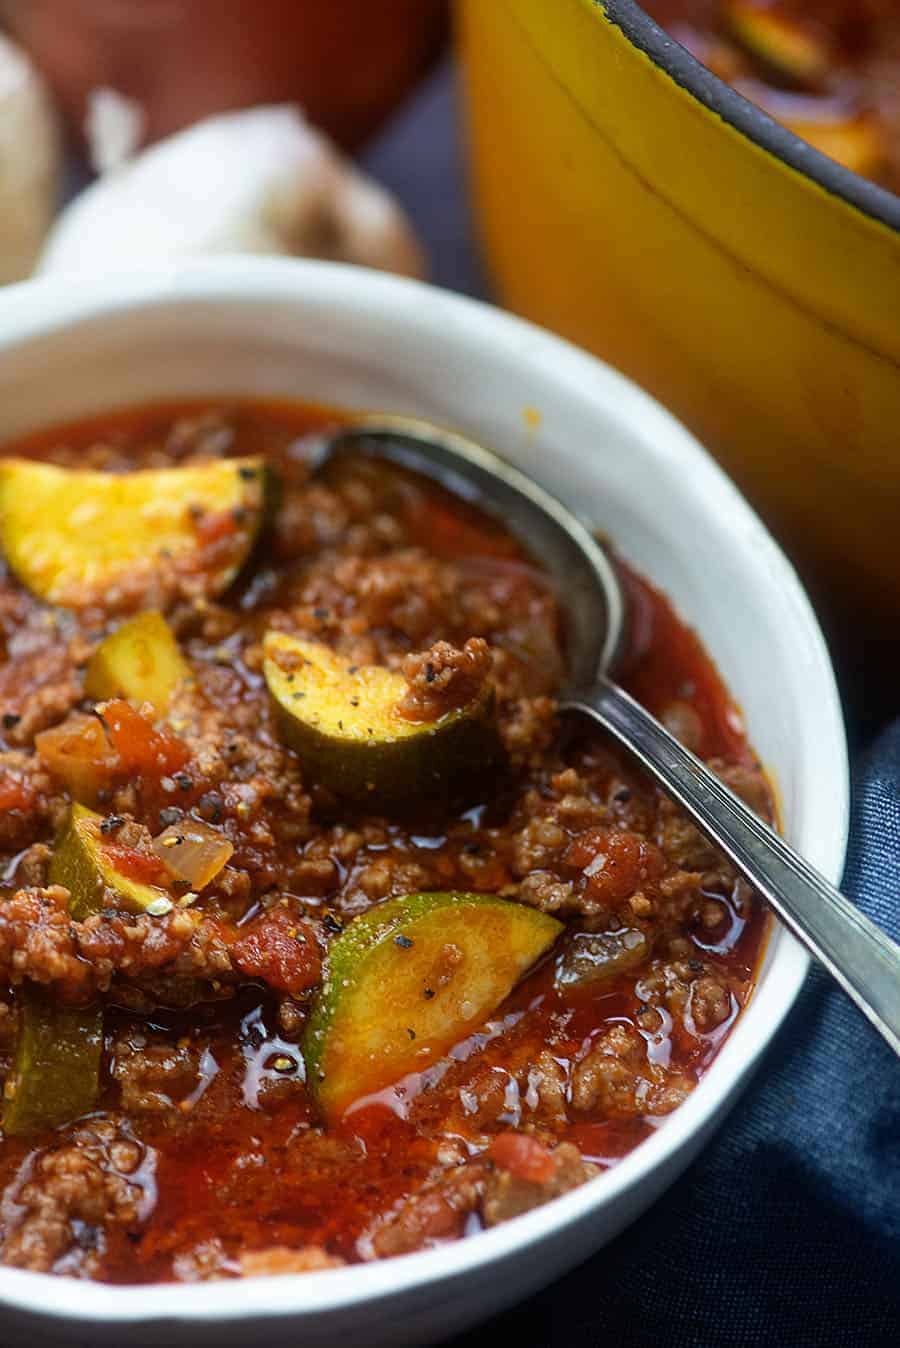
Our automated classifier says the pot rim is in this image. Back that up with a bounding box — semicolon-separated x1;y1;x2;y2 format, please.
599;0;900;233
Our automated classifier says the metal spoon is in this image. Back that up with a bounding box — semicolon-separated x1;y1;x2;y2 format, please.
318;414;900;1057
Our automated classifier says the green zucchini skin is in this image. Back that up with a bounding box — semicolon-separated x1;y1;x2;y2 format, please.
52;803;171;914
271;684;504;808
84;610;191;712
2;806;120;1137
2;993;103;1137
263;633;506;811
303;891;563;1121
0;454;275;609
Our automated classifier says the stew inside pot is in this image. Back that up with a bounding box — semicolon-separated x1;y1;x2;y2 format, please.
644;0;900;194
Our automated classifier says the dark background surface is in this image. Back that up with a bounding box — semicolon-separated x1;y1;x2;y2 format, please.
362;65;488;299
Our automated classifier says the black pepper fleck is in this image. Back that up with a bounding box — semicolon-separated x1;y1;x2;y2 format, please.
197;792;224;823
394;934;414;949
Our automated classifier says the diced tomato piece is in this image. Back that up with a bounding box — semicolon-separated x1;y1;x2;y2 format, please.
232;908;322;998
564;827;665;906
37;704;191;805
194;509;239;548
0;774;36;813
99;700;190;778
100;841;172;887
488;1131;556;1184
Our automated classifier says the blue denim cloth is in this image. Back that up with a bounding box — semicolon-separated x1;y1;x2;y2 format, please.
364;68;900;1348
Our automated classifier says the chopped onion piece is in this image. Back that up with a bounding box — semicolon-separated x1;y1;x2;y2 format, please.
151;820;233;890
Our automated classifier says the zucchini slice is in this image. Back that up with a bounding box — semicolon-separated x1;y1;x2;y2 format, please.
303;891;562;1121
2;993;104;1137
263;633;503;808
725;1;828;83
84;610;191;712
4;803;180;1135
775;110;886;182
1;803;165;1137
51;802;175;915
0;456;269;608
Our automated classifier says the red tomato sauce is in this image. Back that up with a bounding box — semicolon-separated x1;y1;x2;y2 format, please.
0;400;771;1282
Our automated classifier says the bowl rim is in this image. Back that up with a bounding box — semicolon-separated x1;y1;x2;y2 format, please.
0;257;850;1329
599;0;900;234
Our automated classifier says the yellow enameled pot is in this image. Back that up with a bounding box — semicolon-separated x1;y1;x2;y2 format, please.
457;0;900;619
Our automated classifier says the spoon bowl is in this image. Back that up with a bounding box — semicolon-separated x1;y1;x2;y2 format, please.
319;414;625;689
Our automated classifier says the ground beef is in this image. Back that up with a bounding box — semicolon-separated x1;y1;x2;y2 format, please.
110;1034;204;1113
442;1044;570;1140
0;753;62;851
365;1136;597;1258
688;975;734;1033
516;871;577;914
365;1161;489;1258
0;884;333;1005
0;1116;155;1275
239;1246;345;1276
571;1023;695;1118
171;1238;235;1282
499;695;558;766
0;403;771;1284
482;1137;598;1227
0;887;233;1001
397;637;492;722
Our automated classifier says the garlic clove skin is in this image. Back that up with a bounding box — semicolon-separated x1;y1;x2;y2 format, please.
38;104;425;280
0;33;61;284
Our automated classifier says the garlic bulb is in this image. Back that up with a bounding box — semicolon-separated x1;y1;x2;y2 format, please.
38;104;424;279
0;34;60;283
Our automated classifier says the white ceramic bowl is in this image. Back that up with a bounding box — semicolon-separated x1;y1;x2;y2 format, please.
0;259;848;1348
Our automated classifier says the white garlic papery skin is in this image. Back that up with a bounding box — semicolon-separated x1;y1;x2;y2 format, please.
38;104;425;279
0;34;60;284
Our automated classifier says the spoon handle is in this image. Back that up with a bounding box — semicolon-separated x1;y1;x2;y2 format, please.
563;677;900;1057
